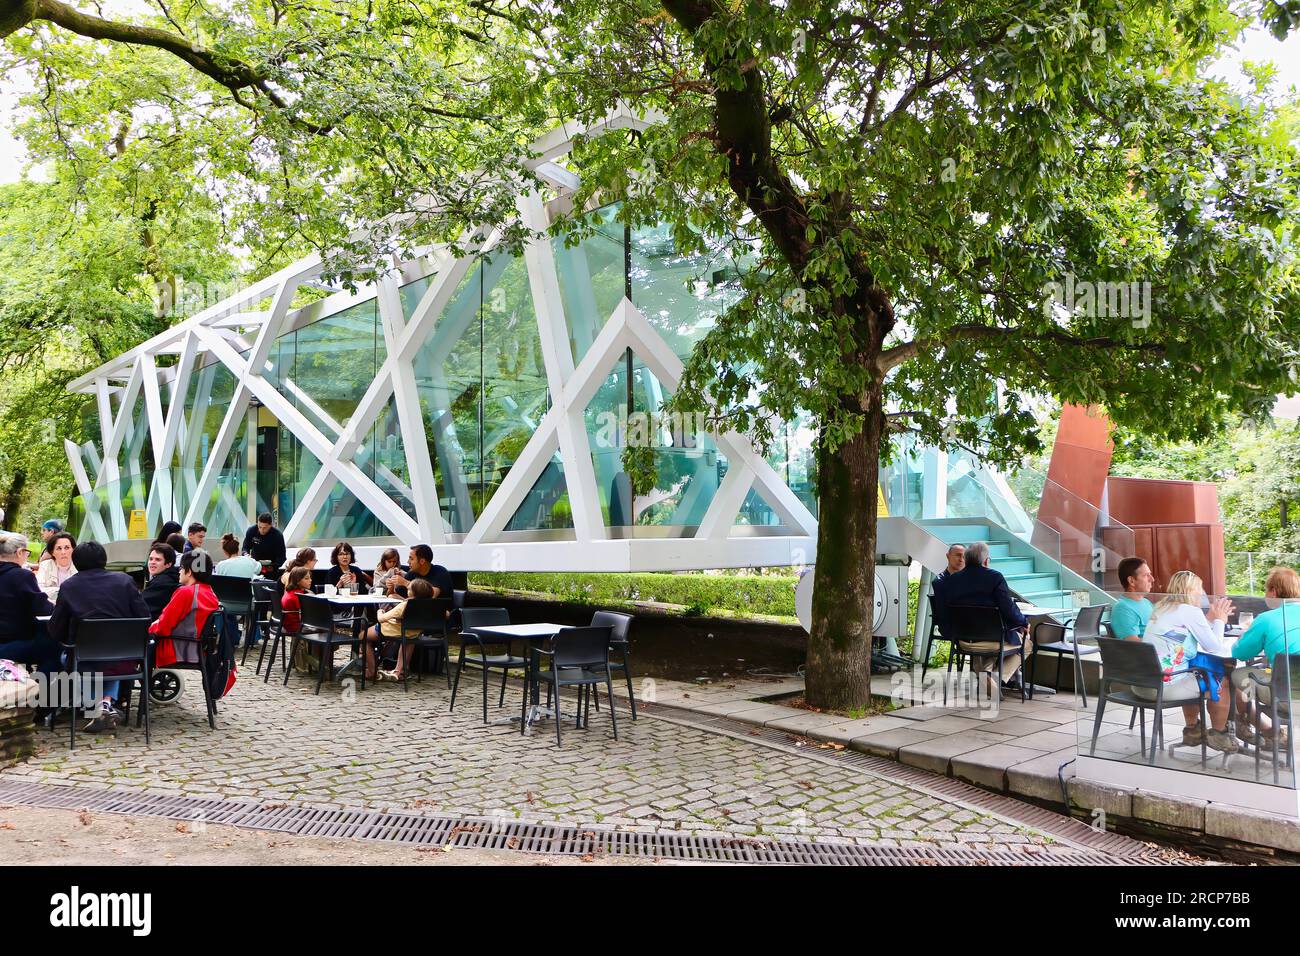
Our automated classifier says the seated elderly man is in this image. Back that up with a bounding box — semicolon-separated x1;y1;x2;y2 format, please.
47;541;151;733
0;532;57;676
932;540;1031;693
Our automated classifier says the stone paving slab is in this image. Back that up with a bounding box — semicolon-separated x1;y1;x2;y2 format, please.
950;744;1052;791
897;731;1016;774
851;727;942;758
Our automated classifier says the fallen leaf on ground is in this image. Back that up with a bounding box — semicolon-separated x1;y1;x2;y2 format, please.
796;780;813;790
175;822;190;833
0;822;15;830
77;811;92;826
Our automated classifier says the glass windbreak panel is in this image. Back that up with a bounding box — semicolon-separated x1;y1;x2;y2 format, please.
583;354;719;528
1073;591;1298;790
291;299;378;428
504;454;574;532
629;220;743;362
410;266;482;534
554;203;626;366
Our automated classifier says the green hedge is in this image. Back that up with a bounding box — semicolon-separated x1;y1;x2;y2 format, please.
469;571;799;618
470;572;925;633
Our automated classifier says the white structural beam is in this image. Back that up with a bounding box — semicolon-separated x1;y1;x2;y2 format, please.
376;273;444;543
518;189;605;542
63;439;109;541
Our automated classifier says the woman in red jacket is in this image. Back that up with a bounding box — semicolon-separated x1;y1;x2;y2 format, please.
150;549;221;669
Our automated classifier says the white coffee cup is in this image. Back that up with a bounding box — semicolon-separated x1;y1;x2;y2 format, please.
322;584;337;596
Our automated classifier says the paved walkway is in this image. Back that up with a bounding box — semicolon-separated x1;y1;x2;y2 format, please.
616;670;1299;856
1;661;1119;856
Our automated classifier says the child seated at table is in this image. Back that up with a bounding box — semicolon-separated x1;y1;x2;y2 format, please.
362;578;432;681
280;566;311;635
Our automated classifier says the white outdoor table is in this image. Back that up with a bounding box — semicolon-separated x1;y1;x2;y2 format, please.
465;622;568;726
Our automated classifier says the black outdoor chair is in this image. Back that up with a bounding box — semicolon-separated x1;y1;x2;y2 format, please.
1090;637;1208;768
211;573;255;651
64;617;152;750
154;603;226;731
399;597;453;692
1029;604;1104;705
1244;653;1300;785
451;606;526;722
944;604;1028;704
284;593;360;695
523;625;618;747
249;578;279;671
922;593;961;683
258;594;292;682
586;610;637;720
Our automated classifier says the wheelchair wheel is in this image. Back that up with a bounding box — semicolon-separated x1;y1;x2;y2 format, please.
150;669;185;704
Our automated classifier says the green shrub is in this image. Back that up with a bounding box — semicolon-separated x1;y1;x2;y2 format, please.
470;571;799;618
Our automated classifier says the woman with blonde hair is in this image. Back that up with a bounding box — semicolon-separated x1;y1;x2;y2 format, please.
1141;570;1236;753
1231;566;1300;746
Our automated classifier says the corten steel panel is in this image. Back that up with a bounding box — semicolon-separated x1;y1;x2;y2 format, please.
1133;527;1156;584
1044;403;1114;506
1150;524;1226;596
1107;477;1222;526
1099;525;1138;590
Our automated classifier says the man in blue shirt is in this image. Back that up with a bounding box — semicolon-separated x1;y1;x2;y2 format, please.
1111;557;1155;641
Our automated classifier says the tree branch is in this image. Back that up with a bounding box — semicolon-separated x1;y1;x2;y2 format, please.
878;324;1169;373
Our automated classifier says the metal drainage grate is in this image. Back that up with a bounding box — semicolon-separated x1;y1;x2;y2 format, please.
0;779;1130;866
631;700;1159;860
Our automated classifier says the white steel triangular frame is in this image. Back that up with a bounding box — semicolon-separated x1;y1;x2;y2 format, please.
65;109;819;572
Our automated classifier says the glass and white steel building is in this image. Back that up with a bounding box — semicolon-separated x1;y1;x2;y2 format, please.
64;112;829;571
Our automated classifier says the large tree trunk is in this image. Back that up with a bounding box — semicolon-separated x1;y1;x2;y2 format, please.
1;468;27;531
804;382;883;711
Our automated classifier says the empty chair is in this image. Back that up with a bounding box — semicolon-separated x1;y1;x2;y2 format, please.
587;610;637;720
1029;604;1105;704
249;579;279;671
1090;637;1207;768
451;606;525;721
524;625;617;747
64;617;152;750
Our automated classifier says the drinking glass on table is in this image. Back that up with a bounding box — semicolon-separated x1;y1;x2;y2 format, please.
1238;611;1255;631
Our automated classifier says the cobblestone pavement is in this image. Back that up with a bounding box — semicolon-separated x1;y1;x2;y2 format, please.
1;662;1075;851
